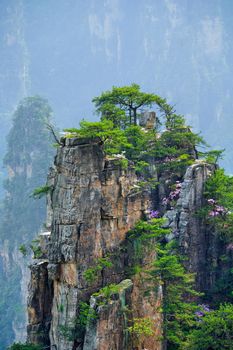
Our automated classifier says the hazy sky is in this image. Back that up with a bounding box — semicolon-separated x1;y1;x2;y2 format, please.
1;0;233;170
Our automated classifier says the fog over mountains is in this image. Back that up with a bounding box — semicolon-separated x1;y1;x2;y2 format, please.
1;0;233;172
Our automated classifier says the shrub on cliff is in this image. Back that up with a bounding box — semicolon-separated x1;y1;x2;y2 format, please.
184;303;233;350
64;119;131;155
150;240;200;349
64;85;212;176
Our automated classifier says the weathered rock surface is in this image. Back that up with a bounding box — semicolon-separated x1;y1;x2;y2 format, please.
27;261;53;345
27;138;162;350
27;134;233;350
83;279;133;350
163;161;225;291
139;111;157;129
28;135;231;350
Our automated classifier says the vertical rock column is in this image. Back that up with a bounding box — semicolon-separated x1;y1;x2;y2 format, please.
164;161;219;291
28;137;155;350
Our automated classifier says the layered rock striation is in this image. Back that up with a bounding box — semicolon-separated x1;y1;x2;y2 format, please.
163;161;230;295
27;137;162;350
27;137;228;349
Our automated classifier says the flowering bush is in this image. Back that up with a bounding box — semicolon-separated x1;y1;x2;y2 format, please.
162;181;182;208
226;243;233;251
185;304;233;350
149;209;160;218
207;198;228;217
194;304;211;321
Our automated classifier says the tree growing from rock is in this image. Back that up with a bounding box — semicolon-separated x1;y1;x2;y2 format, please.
93;83;160;126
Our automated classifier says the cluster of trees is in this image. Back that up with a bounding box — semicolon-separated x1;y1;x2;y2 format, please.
89;85;233;349
65;84;211;178
128;217;233;350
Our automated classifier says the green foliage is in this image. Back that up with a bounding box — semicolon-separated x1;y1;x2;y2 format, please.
78;301;97;328
7;343;42;350
129;218;201;349
150;241;200;349
128;317;154;346
19;238;42;259
93;83;159;126
99;103;127;128
211;268;233;304
153;98;186;130
123;125;150;161
128;218;169;241
184;304;233;350
59;301;97;340
93;283;121;302
203;168;233;242
64;85;208;178
83;256;113;284
198;149;225;164
126;218;169;266
19;244;28;256
114;157;129;169
31;185;51;199
30;239;42;259
148;128;203;172
59;301;98;341
200;168;233;305
64;120;131;156
134;160;150;173
205;169;233;210
58;303;64;313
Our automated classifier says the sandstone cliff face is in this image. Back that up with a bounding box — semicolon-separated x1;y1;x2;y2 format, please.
163;161;232;296
28;137;227;349
27;137;162;350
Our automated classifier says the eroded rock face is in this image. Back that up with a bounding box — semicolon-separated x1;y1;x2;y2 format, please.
163;162;221;291
27;261;53;346
83;279;133;350
139;111;156;129
27;139;233;350
27;138;161;350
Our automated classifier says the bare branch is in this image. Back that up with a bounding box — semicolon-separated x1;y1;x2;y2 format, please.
45;123;62;145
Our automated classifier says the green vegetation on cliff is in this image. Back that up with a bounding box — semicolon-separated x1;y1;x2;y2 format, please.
65;84;208;178
63;85;233;349
92;83;159;126
13;86;233;350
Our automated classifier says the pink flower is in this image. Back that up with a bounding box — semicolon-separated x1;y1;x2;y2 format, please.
227;243;233;251
149;210;160;218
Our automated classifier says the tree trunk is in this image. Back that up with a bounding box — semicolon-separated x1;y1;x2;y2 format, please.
129;108;132;125
133;108;137;125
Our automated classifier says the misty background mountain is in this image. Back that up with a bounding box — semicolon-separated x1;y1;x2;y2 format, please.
1;0;233;179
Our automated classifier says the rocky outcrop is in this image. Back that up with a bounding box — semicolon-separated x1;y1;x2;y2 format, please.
29;132;232;350
27;261;53;345
83;279;133;350
27;137;162;350
28;132;233;350
163;161;227;292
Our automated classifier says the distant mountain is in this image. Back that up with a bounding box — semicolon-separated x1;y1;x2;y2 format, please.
0;0;233;171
